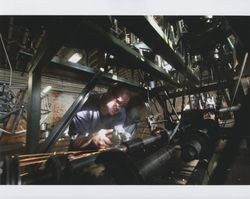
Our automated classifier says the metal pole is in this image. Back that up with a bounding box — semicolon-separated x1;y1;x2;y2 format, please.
138;145;179;180
219;104;241;113
231;52;248;105
26;70;42;153
25;17;82;153
163;90;180;121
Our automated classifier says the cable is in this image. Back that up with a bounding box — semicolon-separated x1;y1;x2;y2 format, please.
0;33;13;87
0;127;26;135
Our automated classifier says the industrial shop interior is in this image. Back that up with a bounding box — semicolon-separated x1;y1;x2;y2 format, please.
0;16;250;185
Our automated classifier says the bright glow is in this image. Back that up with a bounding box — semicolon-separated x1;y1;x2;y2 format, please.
205;15;213;23
205;15;213;19
100;67;105;72
214;54;219;59
108;69;114;74
42;86;52;94
227;36;235;49
214;48;219;59
68;53;82;63
162;63;174;72
112;74;118;80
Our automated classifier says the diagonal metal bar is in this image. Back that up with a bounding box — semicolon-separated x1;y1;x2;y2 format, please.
231;52;248;105
116;16;199;85
36;70;104;153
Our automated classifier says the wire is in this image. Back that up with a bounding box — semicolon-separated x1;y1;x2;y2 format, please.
0;127;26;135
0;33;13;87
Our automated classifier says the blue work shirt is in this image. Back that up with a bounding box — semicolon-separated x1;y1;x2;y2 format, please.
69;93;135;140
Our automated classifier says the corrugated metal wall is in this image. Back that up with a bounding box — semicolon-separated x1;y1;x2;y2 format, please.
1;68;82;92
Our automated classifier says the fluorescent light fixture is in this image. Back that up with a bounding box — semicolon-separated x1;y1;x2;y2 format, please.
68;53;82;63
42;86;52;95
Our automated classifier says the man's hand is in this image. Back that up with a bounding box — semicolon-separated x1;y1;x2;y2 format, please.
71;129;113;150
91;129;113;149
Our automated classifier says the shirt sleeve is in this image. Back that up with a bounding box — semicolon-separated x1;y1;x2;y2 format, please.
69;110;91;139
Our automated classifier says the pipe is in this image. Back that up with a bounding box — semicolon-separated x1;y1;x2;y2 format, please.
122;130;170;151
138;145;179;180
219;104;241;113
19;149;110;184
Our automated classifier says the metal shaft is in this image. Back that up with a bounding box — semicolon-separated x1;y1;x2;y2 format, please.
138;145;179;180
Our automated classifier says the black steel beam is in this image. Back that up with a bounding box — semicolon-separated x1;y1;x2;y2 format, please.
20;51;145;92
26;70;41;154
50;57;145;91
26;17;82;153
154;82;229;99
116;16;199;85
75;19;182;88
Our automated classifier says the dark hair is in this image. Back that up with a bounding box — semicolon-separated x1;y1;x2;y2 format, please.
108;83;130;97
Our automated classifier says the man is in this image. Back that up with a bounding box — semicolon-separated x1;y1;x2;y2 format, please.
69;84;135;150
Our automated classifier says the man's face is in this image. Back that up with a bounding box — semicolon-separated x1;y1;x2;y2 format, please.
106;90;130;116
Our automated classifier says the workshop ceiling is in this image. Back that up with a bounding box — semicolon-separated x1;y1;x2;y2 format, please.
0;16;250;90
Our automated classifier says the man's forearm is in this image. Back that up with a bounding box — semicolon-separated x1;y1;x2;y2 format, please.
71;129;113;150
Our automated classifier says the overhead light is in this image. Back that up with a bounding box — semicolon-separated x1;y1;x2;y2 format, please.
68;53;82;63
41;86;52;96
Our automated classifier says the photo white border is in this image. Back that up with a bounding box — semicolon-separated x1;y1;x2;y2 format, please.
1;185;250;198
1;0;250;198
0;0;250;15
